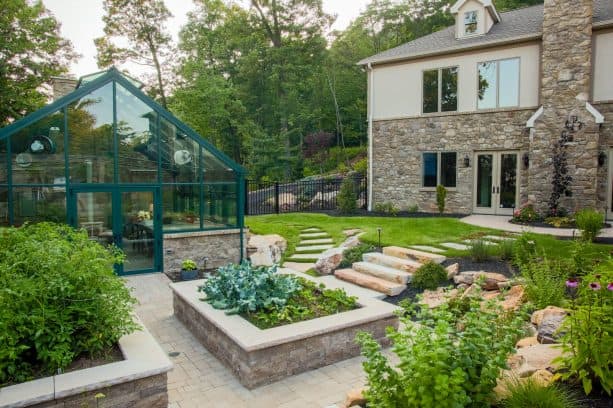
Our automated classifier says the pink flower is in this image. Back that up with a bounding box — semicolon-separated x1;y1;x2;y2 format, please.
607;283;613;291
565;278;579;288
589;282;601;291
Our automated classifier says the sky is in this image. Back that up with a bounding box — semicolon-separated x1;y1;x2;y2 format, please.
43;0;372;78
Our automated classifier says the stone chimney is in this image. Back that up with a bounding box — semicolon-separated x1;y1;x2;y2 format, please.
50;76;78;101
529;0;601;213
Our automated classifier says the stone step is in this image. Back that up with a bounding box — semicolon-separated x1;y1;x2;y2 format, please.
299;238;334;245
382;246;446;264
409;245;446;253
282;262;316;273
300;232;329;239
334;269;406;296
295;244;334;252
301;228;321;232
352;262;412;285
362;252;422;273
286;253;322;262
440;242;470;250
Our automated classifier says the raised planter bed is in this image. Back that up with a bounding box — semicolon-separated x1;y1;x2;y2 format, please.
0;320;172;408
171;279;399;389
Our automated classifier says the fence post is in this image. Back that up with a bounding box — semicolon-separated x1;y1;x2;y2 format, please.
274;182;280;214
244;179;250;215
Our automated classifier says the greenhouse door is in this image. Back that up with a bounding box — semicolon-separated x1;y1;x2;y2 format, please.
69;187;161;275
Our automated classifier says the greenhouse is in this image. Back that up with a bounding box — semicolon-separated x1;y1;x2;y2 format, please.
0;68;246;275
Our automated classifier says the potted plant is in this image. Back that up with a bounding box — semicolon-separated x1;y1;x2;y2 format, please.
184;211;197;224
180;259;199;281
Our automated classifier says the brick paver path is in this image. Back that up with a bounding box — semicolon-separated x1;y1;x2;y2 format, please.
125;273;367;407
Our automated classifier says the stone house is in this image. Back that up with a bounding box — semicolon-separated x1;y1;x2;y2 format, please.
360;0;613;220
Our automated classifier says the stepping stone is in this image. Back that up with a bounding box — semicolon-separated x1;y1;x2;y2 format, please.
463;240;497;246
300;232;329;238
484;235;516;241
287;253;322;261
362;252;422;273
335;269;406;296
383;246;446;264
295;244;334;252
283;262;316;273
301;228;321;232
352;262;413;284
409;245;446;253
298;238;334;245
440;242;471;250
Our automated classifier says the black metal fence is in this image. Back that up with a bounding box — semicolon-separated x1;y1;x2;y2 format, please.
245;176;367;215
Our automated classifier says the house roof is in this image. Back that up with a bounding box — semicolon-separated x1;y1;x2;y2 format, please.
0;67;246;175
359;0;613;66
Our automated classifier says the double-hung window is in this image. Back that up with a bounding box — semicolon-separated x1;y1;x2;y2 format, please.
422;152;457;188
478;58;520;109
464;11;478;35
423;67;458;114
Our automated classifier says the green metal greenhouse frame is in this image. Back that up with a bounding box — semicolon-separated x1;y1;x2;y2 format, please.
0;67;246;275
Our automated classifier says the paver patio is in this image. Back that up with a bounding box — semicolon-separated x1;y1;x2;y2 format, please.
125;273;371;408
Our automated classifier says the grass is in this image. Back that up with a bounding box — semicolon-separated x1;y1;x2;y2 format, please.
246;213;612;262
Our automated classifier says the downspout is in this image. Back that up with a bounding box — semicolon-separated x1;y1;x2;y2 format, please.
367;62;374;212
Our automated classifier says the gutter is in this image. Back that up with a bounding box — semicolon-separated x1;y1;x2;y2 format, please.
367;63;374;212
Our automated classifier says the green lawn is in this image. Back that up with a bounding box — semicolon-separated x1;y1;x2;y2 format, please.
245;213;612;261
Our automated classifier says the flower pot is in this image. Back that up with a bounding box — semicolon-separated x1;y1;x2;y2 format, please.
180;268;198;281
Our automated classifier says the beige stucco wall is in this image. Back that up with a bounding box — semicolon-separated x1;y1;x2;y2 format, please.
371;42;541;120
593;30;613;102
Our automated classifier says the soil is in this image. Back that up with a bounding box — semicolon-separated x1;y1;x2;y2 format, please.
569;382;613;408
63;344;123;374
383;257;518;306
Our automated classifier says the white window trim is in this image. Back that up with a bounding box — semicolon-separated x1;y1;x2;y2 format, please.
464;11;478;35
421;152;457;188
477;57;521;110
422;66;459;114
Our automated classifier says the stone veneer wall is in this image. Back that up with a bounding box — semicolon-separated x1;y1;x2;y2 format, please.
530;0;601;214
28;373;168;408
372;109;534;214
174;291;396;389
163;229;246;277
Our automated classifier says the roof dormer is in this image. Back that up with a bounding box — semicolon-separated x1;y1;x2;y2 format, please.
451;0;501;39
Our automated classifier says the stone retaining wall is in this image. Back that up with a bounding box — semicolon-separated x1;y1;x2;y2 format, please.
163;228;246;278
28;373;168;408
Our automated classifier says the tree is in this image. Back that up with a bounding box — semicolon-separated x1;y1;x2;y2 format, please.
0;0;75;126
95;0;174;107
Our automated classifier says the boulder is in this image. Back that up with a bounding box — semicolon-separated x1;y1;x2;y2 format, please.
531;369;555;387
453;271;508;290
343;387;366;408
309;191;338;207
340;234;362;249
445;263;460;279
531;306;567;326
516;336;539;348
314;247;344;275
514;343;563;372
343;229;362;237
537;314;566;344
247;234;287;266
421;288;459;309
499;285;525;311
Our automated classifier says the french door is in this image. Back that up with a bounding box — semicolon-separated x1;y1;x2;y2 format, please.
69;186;161;275
607;149;613;221
473;152;519;215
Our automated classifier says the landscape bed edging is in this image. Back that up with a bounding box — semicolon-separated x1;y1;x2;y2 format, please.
171;278;399;389
0;318;172;408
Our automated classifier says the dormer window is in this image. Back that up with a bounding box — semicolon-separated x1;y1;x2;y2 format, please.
464;11;478;35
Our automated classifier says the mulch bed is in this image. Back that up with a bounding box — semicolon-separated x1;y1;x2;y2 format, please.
510;220;612;230
565;381;613;408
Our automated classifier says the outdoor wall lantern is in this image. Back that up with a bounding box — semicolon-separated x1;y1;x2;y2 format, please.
522;153;530;169
565;115;584;132
463;155;470;168
598;151;607;167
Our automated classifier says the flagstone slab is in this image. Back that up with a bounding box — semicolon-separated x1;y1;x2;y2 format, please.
296;244;334;252
282;262;316;273
409;245;446;253
287;253;322;261
440;242;471;250
299;232;329;238
298;238;334;245
300;228;322;232
463;240;498;246
484;235;516;241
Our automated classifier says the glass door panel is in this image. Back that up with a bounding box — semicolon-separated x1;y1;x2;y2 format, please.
75;191;115;247
121;191;155;272
499;154;518;214
476;154;494;210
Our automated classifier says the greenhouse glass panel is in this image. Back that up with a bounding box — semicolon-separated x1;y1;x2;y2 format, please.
160;118;200;183
203;182;237;228
116;83;159;183
0;139;7;184
0;187;8;227
162;184;201;232
201;148;235;182
13;187;66;226
68;83;114;184
9;110;65;185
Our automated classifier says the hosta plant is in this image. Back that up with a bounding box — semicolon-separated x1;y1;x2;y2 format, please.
199;262;301;314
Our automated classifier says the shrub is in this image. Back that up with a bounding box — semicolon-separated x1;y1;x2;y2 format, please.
352;157;367;176
407;204;419;213
356;296;524;408
545;216;574;228
575;208;604;242
470;239;491;262
512;233;539;268
374;202;399;216
337;177;358;214
556;269;613;396
412;261;448;290
0;223;137;385
339;243;377;268
512;203;543;223
436;185;447;214
498;377;582;408
244;278;357;329
200;262;301;314
521;258;568;309
498;239;515;261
